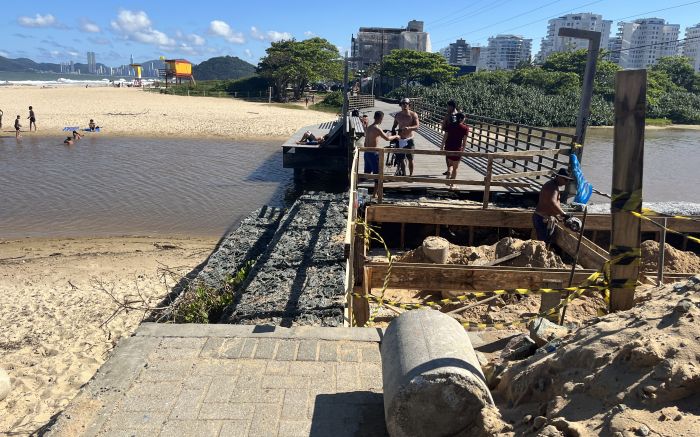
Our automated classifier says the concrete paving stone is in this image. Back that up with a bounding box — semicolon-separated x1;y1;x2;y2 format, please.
219;420;252;437
280;402;308;420
169;389;205;420
204;377;234;403
239;338;258;359
338;345;359;362
159;337;207;350
192;360;240;376
238;359;267;375
198;402;255;420
359;376;383;392
220;337;245;359
318;341;338;362
199;337;225;358
289;361;328;376
121;394;178;413
149;347;201;360
359;345;382;363
183;375;213;390
277;420;312;437
143;358;195;373
265;360;290;375
125;381;182;399
159;419;222;437
274;341;298;361
101;411;167;434
254;338;278;359
229;388;284;404
247;403;282;437
261;375;310;389
336;363;359;390
236;372;263;389
137;369;183;383
358;363;382;378
283;389;309;405
296;340;318;361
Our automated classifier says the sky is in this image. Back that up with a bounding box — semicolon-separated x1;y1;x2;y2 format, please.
1;0;699;67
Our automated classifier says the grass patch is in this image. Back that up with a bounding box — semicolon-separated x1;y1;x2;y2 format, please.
174;260;254;323
269;103;306;110
646;118;673;126
309;103;341;114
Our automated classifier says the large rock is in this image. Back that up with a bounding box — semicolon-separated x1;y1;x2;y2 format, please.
381;309;493;437
0;368;11;401
529;317;569;347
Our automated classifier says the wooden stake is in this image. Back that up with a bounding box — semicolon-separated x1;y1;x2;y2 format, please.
610;69;646;312
482;157;493;209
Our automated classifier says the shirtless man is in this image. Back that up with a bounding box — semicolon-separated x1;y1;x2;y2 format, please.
14;115;21;139
533;168;574;244
364;111;400;192
391;98;420;176
28;106;36;131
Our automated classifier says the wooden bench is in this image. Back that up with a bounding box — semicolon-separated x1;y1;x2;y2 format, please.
349;116;365;137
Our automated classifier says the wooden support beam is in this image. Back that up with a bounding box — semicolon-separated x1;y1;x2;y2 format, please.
610;70;646;311
365;262;598;291
490;170;554;181
359;173;530;188
482;158;493;209
553;223;609;270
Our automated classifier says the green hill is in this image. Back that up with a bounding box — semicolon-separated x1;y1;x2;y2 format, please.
193;56;255;81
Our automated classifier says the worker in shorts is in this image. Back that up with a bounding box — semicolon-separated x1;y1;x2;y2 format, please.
533;168;575;244
391;98;420;176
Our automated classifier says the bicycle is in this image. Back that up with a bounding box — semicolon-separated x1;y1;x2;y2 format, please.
383;133;407;176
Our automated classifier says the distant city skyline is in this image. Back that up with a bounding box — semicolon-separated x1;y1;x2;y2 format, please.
1;0;699;67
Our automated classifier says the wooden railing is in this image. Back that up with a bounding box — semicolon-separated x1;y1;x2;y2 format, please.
410;99;576;183
348;94;375;110
356;147;565;208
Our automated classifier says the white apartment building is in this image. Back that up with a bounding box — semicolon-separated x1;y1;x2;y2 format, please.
537;13;612;62
440;39;481;66
479;35;532;70
350;20;431;70
616;18;680;69
683;23;700;72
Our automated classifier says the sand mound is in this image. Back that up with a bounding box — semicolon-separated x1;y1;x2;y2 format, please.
495;276;700;436
398;237;567;269
641;240;700;273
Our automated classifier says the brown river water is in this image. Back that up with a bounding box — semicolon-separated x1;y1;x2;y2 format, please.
0;129;698;239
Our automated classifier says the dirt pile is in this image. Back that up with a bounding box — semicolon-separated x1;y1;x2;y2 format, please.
397;237;567;269
494;276;700;436
641;240;700;273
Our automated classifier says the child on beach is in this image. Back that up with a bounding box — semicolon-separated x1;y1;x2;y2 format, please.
88;119;98;131
14;115;21;138
64;136;74;145
28;106;36;131
72;130;83;140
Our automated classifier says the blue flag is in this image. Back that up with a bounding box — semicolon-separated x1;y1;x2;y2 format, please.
571;154;593;205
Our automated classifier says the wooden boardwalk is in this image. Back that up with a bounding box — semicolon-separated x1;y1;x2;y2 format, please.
357;101;523;195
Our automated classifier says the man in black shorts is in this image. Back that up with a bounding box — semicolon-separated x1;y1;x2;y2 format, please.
391;98;420;176
28;106;36;131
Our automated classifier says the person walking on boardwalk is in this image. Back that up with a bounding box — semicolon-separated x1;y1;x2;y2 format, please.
28;106;36;131
365;111;400;193
441;112;469;188
533;168;574;244
441;100;458;175
391;98;420;176
14;115;22;139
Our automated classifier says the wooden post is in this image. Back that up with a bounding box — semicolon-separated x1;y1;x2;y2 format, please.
482;157;493;209
378;148;385;202
610;69;646;312
657;218;667;285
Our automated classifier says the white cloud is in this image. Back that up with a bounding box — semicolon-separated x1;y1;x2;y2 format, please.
209;20;245;44
0;50;9;57
80;19;101;33
244;49;253;58
18;13;57;28
67;51;79;57
304;31;315;37
110;10;175;47
250;26;292;42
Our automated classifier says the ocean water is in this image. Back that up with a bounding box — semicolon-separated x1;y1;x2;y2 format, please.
0;136;296;238
0;71;150;87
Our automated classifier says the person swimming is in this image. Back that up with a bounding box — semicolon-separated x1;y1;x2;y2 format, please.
72;130;83;140
64;136;74;145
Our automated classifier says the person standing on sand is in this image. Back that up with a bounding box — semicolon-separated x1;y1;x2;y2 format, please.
28;106;36;131
0;108;3;129
441;100;458;175
441;112;469;188
391;98;420;176
305;96;309;107
533;168;575;244
364;111;400;193
14;115;21;139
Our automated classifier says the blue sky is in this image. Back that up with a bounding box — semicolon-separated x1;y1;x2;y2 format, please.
1;0;699;66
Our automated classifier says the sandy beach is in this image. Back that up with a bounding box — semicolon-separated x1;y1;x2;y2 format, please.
0;86;334;139
0;236;217;435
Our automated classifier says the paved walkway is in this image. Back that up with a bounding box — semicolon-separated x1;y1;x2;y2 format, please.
47;324;387;437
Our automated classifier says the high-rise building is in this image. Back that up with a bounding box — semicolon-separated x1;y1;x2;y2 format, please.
87;51;96;74
615;18;680;69
536;13;612;62
350;20;431;70
441;39;480;66
480;35;532;70
683;23;700;72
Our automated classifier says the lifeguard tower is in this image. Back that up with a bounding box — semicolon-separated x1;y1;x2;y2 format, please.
130;63;143;87
159;59;196;87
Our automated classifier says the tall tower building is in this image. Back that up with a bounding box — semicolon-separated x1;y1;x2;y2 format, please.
537;13;611;62
480;35;532;70
683;23;700;72
615;18;680;69
87;52;96;74
350;20;431;70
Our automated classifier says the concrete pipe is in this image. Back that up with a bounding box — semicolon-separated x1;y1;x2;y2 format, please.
422;236;449;264
381;309;493;437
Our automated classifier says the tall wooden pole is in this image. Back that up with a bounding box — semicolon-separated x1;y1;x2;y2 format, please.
610;69;646;312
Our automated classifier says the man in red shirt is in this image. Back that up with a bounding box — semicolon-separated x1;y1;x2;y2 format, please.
441;112;469;188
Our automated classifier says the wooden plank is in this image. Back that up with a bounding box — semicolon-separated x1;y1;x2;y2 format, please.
553;223;609;270
483;251;522;266
482;158;493;209
366;263;598;291
377;148;385;202
364;205;700;233
357;147;549;160
360;173;530;188
491;170;553;181
610;70;646;311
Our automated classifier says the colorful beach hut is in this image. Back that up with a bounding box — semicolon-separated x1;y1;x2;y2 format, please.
130;63;143;87
160;59;196;87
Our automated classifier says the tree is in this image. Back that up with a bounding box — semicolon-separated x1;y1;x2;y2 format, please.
541;49;620;99
257;38;342;101
380;49;458;89
651;56;696;92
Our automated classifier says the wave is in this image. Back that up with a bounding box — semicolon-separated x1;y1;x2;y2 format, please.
0;77;156;87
